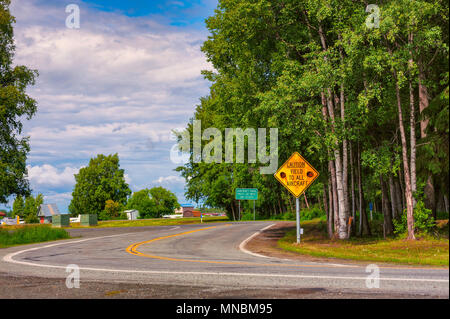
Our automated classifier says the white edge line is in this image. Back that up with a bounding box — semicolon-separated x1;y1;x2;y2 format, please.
2;228;449;284
2;257;448;283
238;223;280;259
2;232;136;264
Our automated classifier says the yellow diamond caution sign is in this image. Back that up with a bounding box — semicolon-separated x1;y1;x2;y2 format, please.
274;152;319;198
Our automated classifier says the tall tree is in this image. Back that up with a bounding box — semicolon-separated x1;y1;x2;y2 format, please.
69;154;131;216
11;194;24;218
126;189;157;219
0;0;38;203
149;187;180;217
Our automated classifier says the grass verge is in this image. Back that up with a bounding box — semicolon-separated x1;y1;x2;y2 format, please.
278;219;449;267
0;225;70;248
67;216;229;228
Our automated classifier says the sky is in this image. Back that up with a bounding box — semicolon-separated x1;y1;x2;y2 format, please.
2;0;218;212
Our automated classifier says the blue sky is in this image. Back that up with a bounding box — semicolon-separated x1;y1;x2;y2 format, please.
1;0;218;212
84;0;216;26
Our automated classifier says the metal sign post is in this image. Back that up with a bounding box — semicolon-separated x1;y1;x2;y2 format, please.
235;188;258;221
274;152;320;245
296;197;300;243
238;200;241;221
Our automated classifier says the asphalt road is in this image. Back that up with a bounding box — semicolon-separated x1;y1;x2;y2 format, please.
0;221;448;298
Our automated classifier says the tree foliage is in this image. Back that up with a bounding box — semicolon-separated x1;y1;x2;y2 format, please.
126;187;179;219
0;0;38;203
69;154;131;216
177;0;449;238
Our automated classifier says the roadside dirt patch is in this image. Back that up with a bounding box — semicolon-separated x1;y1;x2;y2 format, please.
243;222;345;263
243;222;409;266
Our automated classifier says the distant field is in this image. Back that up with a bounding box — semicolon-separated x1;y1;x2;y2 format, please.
67;216;229;228
278;219;449;266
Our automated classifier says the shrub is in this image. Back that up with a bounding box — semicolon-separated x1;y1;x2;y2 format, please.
394;200;435;235
98;200;128;220
300;206;326;221
25;214;39;224
241;212;255;221
99;210;127;221
281;211;295;220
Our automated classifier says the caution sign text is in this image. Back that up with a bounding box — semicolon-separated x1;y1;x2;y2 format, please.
274;152;319;198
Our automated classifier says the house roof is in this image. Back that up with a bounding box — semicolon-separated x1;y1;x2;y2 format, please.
37;204;66;217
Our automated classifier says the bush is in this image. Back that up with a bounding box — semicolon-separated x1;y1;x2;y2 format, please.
281;211;295;220
394;200;435;235
300;206;326;221
240;206;326;221
99;210;127;221
241;212;255;221
25;214;39;224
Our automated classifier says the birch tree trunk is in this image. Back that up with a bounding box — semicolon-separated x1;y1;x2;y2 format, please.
328;179;334;238
321;90;340;235
394;72;416;240
408;32;417;205
324;182;332;239
409;79;417;202
330;159;340;235
418;60;436;215
418;60;430;138
338;40;350;228
328;96;348;239
398;166;406;212
318;26;347;239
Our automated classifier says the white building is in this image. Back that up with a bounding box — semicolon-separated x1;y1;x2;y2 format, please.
124;210;139;220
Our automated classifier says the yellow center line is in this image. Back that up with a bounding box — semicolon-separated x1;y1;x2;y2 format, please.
125;224;449;271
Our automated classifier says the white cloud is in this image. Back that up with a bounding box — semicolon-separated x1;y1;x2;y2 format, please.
27;165;80;188
6;1;214;210
11;1;212;167
43;192;73;204
153;175;185;185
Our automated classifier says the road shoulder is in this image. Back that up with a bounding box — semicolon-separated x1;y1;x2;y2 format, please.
243;222;449;268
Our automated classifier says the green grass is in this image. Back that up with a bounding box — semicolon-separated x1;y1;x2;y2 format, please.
0;225;70;248
67;216;229;228
278;219;449;267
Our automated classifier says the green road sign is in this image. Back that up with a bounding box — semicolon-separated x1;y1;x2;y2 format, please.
235;188;258;200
